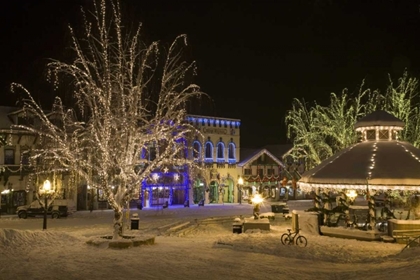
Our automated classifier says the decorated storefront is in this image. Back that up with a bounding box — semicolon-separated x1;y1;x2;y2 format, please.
242;175;282;201
141;166;189;207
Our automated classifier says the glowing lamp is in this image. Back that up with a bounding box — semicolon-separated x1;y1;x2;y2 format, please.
251;193;264;204
346;190;358;203
42;179;52;193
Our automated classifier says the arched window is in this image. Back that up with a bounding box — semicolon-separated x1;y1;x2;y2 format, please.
149;146;157;161
228;142;236;164
140;144;156;161
217;142;225;163
205;142;213;162
193;141;201;160
175;138;188;159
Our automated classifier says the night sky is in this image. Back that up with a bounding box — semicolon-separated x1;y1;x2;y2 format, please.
2;0;420;148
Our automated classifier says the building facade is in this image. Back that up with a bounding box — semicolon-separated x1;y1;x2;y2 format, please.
0;105;307;214
0;106;77;214
138;114;242;208
188;115;241;205
0;107;33;214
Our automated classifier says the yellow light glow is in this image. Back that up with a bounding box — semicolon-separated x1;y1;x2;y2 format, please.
43;180;51;192
346;190;358;200
251;193;264;204
238;177;244;185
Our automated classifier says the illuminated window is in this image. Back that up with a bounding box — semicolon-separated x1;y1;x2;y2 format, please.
205;142;213;162
193;141;201;160
217;142;225;163
228;142;236;164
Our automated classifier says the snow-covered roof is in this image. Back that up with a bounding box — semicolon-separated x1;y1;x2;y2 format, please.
298;140;420;191
238;148;284;167
263;144;293;159
354;110;405;129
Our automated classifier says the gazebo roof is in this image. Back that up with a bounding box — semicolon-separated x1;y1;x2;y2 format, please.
298;140;420;191
354;110;405;129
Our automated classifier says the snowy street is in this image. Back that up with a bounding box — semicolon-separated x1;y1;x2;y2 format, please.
1;200;419;280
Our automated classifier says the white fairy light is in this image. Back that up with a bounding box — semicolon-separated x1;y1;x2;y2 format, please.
9;0;205;239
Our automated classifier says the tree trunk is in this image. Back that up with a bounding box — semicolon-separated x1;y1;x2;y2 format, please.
112;207;124;239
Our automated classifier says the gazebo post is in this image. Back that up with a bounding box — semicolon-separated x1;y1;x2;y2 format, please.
314;188;321;209
366;177;376;230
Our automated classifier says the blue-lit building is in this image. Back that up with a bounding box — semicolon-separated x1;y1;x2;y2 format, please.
140;114;242;207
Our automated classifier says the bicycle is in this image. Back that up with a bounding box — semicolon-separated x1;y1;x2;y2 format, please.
281;228;307;247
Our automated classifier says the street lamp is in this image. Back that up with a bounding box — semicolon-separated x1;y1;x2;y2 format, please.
346;190;358;205
251;193;264;219
237;176;244;205
39;179;54;230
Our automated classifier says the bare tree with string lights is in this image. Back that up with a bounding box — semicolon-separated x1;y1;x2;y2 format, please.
11;0;204;239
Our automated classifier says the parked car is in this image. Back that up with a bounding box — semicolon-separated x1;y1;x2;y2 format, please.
16;200;69;219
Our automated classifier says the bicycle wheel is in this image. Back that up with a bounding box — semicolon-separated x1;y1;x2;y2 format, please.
295;236;307;247
281;233;291;245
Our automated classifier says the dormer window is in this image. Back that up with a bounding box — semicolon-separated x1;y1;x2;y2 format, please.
17;116;34;126
4;149;14;165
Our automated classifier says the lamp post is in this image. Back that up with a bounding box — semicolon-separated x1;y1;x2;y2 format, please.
40;179;54;230
237;176;244;205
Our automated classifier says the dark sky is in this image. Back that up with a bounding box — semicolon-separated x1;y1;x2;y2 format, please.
2;0;420;148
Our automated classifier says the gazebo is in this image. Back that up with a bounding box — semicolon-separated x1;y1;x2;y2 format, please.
298;110;420;237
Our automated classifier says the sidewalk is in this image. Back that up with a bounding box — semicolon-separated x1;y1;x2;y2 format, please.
0;213;17;219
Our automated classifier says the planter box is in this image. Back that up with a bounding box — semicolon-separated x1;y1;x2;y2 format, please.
320;226;381;241
388;219;420;244
243;218;270;232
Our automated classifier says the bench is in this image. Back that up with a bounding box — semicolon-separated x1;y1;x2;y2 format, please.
392;229;420;243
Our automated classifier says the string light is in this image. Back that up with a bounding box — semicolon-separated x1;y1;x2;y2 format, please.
299;120;420;193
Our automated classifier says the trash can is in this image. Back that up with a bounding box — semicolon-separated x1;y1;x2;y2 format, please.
232;222;243;234
131;213;139;230
271;205;285;213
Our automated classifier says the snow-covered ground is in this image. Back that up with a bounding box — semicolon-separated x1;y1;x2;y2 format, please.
1;201;419;280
